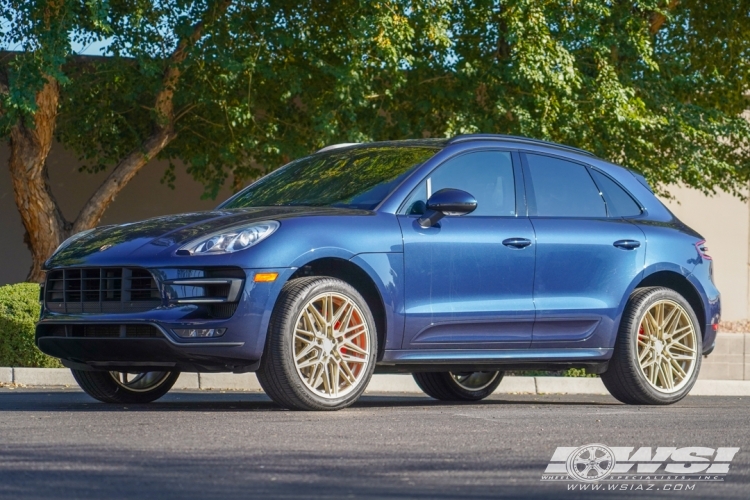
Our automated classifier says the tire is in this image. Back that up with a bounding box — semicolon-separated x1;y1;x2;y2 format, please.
71;369;179;404
256;277;378;411
413;371;504;401
602;287;703;405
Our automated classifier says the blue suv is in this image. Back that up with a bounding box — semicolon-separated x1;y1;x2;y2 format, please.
36;135;720;410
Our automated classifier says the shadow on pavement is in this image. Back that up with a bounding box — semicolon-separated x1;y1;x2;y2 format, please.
0;389;622;413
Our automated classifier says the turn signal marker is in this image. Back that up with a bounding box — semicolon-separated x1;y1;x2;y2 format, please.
254;272;278;282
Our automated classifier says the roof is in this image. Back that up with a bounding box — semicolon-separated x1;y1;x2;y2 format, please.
447;134;596;157
315;134;596;158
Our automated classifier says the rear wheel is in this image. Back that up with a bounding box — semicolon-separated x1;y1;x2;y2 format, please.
257;277;378;411
602;287;702;405
413;371;504;401
71;369;179;404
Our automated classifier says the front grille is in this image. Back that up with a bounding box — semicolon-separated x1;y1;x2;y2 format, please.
40;324;163;339
45;268;161;314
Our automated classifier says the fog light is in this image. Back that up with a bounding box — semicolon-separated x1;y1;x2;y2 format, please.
173;328;227;338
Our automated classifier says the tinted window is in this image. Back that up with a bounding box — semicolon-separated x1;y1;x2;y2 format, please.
524;154;606;217
402;151;516;216
590;169;642;217
222;146;439;210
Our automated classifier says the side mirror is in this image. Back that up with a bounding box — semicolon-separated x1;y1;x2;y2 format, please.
418;188;477;228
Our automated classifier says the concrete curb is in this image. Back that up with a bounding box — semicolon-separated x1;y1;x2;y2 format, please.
2;368;750;396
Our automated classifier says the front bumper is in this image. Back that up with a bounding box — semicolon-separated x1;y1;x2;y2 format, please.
36;267;296;371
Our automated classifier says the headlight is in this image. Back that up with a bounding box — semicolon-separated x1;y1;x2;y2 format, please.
52;229;96;255
178;221;279;255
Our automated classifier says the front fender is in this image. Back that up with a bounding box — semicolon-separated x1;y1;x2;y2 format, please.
349;253;405;351
249;252;405;359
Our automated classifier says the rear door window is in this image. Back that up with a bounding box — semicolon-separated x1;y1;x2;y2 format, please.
523;153;606;218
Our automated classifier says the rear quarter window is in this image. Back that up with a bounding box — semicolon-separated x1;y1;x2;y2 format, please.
590;169;642;217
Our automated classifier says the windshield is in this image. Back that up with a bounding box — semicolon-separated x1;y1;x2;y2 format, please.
221;145;440;210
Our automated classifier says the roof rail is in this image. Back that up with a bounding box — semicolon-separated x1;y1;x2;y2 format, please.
316;143;360;154
447;134;596;158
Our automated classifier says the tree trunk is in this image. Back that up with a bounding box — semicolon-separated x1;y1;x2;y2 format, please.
3;0;232;282
7;78;68;283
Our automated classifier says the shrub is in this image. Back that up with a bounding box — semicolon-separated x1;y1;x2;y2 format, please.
507;368;598;378
0;283;62;368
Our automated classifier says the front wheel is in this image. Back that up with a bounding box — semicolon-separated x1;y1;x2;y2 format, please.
602;287;702;405
257;277;378;411
71;370;179;404
413;371;504;401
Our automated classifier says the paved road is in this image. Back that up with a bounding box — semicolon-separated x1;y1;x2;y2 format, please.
0;389;748;499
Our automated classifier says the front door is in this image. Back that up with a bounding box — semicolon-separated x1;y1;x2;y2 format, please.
398;150;536;349
521;152;647;349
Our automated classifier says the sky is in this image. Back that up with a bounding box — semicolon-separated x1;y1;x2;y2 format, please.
0;17;112;56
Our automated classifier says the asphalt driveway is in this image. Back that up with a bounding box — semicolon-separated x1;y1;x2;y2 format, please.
0;389;748;499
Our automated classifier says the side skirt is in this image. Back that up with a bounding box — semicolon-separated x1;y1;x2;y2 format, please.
376;348;611;374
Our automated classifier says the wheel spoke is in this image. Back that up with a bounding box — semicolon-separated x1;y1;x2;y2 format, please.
330;359;340;397
332;299;352;326
649;359;660;385
307;303;326;331
295;327;317;339
641;351;657;368
638;344;651;361
340;353;367;364
311;362;326;389
670;325;693;343
669;340;696;354
663;358;675;389
340;339;369;356
326;294;334;324
661;306;680;338
296;356;320;370
295;342;317;362
670;353;695;361
669;358;688;379
335;356;357;385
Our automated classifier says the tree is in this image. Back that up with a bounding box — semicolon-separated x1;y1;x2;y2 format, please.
2;1;750;282
1;0;236;281
376;0;750;197
1;0;435;281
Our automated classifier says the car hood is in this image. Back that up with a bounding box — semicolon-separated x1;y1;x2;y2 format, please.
44;206;371;268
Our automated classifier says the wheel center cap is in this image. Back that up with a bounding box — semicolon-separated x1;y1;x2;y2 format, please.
654;340;664;355
322;338;333;355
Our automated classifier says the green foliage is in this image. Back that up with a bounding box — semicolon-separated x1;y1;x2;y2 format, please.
562;368;598;378
0;283;62;368
2;1;750;198
507;369;598;378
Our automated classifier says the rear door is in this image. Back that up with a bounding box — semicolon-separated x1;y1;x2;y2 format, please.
521;152;646;349
398;150;536;350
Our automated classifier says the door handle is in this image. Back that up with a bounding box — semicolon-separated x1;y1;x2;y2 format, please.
503;237;532;249
614;239;641;250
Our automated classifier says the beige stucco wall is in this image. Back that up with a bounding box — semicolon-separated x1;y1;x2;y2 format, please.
660;187;749;321
1;143;749;321
0;143;231;285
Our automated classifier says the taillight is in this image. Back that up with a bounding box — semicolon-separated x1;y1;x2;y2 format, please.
696;240;712;260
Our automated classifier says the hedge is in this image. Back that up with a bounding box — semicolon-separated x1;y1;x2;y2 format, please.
0;283;62;368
